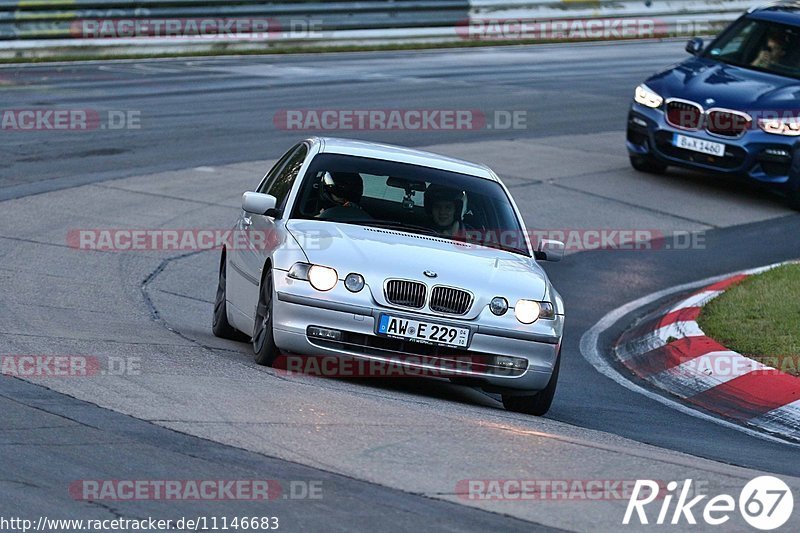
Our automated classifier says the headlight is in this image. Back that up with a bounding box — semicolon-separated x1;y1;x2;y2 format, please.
634;84;663;109
308;265;338;291
513;300;556;323
758;118;800;136
514;300;541;324
344;273;365;292
288;262;338;291
490;297;508;316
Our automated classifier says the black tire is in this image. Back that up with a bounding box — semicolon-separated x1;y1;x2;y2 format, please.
212;253;246;341
252;268;280;366
788;188;800;211
630;155;668;175
502;350;561;416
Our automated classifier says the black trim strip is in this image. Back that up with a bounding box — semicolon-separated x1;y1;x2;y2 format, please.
476;325;560;345
277;291;373;316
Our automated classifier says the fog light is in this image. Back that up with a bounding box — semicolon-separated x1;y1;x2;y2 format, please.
344;273;365;292
495;356;527;370
307;326;342;341
490;297;508;316
631;117;648;128
764;148;790;158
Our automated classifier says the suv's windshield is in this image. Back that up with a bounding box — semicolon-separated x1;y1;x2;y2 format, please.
704;18;800;79
290;153;529;256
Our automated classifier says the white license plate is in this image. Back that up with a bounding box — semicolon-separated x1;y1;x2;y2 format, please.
377;314;469;348
673;134;726;157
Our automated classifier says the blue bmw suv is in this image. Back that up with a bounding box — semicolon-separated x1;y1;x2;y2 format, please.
627;2;800;208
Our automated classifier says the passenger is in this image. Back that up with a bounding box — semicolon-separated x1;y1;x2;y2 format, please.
424;184;466;237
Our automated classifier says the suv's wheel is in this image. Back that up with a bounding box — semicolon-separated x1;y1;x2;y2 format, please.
630;154;668;175
212;253;246;341
788;187;800;211
502;350;561;416
253;269;280;366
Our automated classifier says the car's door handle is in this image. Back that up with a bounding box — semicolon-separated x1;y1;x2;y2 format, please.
242;216;252;228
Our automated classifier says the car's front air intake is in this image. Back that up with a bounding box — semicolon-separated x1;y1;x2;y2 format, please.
384;279;426;309
429;286;472;315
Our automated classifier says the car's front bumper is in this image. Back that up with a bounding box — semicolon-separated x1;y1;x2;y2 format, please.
626;102;800;193
271;273;562;393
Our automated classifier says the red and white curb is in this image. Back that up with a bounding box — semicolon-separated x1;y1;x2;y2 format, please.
614;264;800;441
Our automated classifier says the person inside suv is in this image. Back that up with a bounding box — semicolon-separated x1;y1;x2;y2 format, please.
752;29;789;69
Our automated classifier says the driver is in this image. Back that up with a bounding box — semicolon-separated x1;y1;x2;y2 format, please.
316;171;368;220
752;30;788;69
424;184;466;237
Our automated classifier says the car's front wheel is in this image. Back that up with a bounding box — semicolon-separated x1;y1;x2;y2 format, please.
252;268;280;366
630;154;668;175
212;253;246;341
502;350;560;416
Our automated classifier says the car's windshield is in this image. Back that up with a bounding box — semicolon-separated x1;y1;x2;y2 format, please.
703;18;800;79
290;153;529;256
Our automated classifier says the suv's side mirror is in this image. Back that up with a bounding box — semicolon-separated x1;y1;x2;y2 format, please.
535;239;565;262
242;191;277;215
686;37;704;56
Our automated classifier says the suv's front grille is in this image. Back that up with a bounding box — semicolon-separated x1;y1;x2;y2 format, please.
430;286;473;315
666;100;703;130
706;109;751;137
384;279;426;309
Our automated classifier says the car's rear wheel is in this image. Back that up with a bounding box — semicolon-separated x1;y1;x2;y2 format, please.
212;253;246;341
253;269;280;366
502;350;560;416
630;154;668;175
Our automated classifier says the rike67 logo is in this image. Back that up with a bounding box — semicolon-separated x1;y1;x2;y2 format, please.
624;476;793;530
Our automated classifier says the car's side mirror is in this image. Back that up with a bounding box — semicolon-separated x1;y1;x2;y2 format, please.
686;37;704;56
242;191;278;215
535;239;565;262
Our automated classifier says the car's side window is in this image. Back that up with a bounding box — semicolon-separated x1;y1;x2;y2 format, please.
256;144;300;194
266;143;309;211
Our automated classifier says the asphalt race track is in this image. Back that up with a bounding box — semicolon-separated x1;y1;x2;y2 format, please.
2;41;800;531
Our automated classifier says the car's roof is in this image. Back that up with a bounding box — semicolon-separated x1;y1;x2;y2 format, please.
750;1;800;25
314;137;497;181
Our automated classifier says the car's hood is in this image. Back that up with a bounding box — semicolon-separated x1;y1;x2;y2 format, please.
286;219;547;302
646;56;800;110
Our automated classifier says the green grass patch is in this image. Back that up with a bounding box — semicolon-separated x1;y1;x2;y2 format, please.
698;263;800;376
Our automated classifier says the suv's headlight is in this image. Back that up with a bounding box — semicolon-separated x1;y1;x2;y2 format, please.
758;118;800;136
288;262;338;291
513;300;556;324
634;84;663;109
